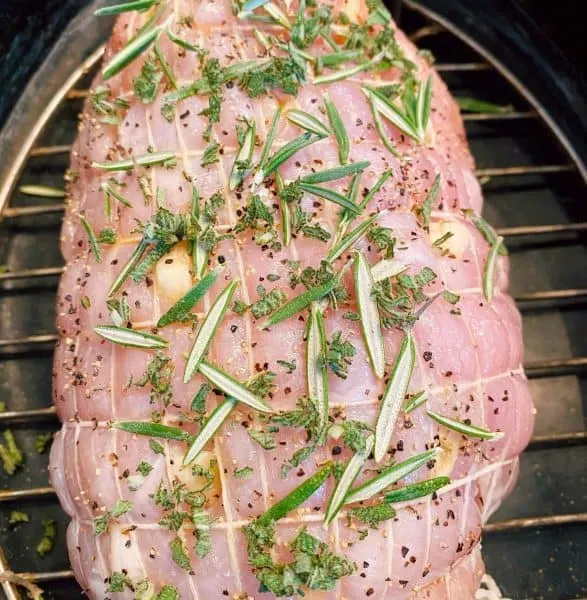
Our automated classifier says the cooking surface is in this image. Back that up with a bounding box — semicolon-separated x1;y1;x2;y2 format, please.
0;2;585;599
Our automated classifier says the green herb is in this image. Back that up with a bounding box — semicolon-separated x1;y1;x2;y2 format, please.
432;231;454;248
36;519;57;557
364;75;432;144
323;93;349;163
404;390;428;414
338;420;373;454
314;59;376;85
198;361;272;413
170;536;192;571
0;430;24;475
190;384;210;415
368;225;395;258
346;448;438;504
107;572;133;593
276;359;296;373
349;503;395;528
92;151;176;171
306;304;329;439
258;106;282;169
108;240;148;296
384;476;450;504
102;21;163;80
201;141;221;167
275;172;291;246
234;195;281;251
35;432;53;454
233;299;249;315
455;97;514;114
374;330;415;462
259;132;322;181
150;439;165;454
426;410;504;440
133;56;163;103
115;421;192;443
19;185;65;198
248;428;276;450
94;500;132;535
157;269;218;328
292;205;331;242
235;466;254;479
156;585;180;600
327;211;382;263
483;236;503;303
260;462;332;523
183;281;238;383
315;49;362;70
130;351;174;405
286;109;330;137
239;55;306;99
137;461;153;476
298;182;361;214
9;511;29;525
263;2;291;28
418;173;440;230
230;118;256;190
325;435;373;525
80;215;102;263
95;0;156;16
154;38;177;89
354;250;385;378
94;325;168;349
463;209;508;255
370;259;407;282
322;331;356;379
89;86;130;124
97;227;118;244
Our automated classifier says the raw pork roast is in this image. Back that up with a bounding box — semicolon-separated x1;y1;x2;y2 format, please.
50;0;535;598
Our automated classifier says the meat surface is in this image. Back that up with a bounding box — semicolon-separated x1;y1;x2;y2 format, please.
49;1;534;598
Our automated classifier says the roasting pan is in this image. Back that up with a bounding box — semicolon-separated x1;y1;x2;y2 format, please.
0;0;585;598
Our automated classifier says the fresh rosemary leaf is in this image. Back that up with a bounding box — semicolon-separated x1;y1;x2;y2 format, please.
354;251;385;379
301;161;369;185
404;390;428;414
374;330;415;462
369;95;400;156
92;151;176;171
384;476;450;504
263;2;291;29
166;27;205;53
345;448;438;504
100;181;133;210
276;172;291;246
157;269;219;328
259;106;282;169
420;173;440;229
114;421;192;442
154;38;178;89
363;86;419;143
482;236;503;303
315;61;372;85
80;216;102;264
94;325;169;349
370;259;408;283
253;27;271;51
323;94;349;164
325;435;374;525
463;209;508;255
426;410;504;440
183;398;238;465
455;97;513;114
259;463;332;523
259;132;321;181
298;182;361;214
19;185;65;198
230;119;256;190
327;211;381;263
316;49;362;70
362;170;392;210
259;278;337;329
286;109;330;138
95;0;156;16
183;281;238;383
416;75;433;138
198;361;272;413
307;304;329;439
239;0;271;16
102;21;162;80
108;240;149;296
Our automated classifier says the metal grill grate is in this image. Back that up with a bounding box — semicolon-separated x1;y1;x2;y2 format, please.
0;2;585;599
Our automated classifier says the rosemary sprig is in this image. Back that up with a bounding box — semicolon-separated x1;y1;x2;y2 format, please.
482;236;503;303
419;173;440;229
404;390;428;414
183;281;238;383
314;60;373;85
102;20;163;80
323;93;349;164
307;304;329;440
315;49;362;71
298;182;361;214
258;106;282;170
183;398;238;465
258;132;322;181
19;185;65;198
325;435;374;525
354;251;385;378
80;216;102;264
154;38;178;89
263;2;291;29
95;0;156;16
370;259;408;283
327;211;382;263
286;109;330;138
426;410;504;440
100;181;133;218
94;325;169;349
230;119;256;190
166;27;205;53
157;269;219;328
374;330;415;462
258;463;332;524
455;97;514;114
108;240;149;296
276;173;291;246
300;161;369;185
463;209;508;256
198;361;272;413
384;476;450;504
92;151;176;171
114;421;192;443
345;448;438;504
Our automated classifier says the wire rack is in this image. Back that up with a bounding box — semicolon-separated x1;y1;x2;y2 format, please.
0;1;585;599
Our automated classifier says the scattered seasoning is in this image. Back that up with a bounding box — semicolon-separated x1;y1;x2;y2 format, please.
426;410;504;440
36;519;57;557
0;430;24;475
384;476;450;504
374;330;415;462
230;118;256;190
